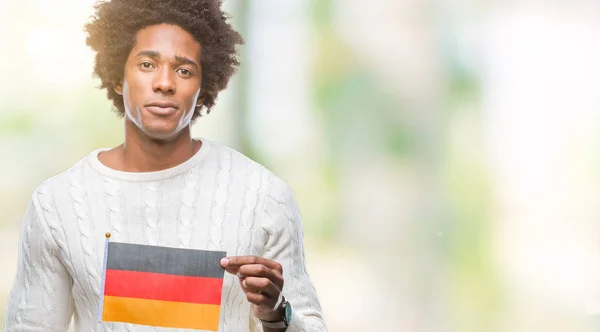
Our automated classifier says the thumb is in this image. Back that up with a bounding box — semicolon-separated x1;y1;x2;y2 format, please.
220;257;239;275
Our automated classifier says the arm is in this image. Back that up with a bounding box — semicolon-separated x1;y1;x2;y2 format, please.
5;195;75;332
258;176;327;332
220;176;328;331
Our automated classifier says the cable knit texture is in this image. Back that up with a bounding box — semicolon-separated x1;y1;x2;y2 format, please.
5;139;327;332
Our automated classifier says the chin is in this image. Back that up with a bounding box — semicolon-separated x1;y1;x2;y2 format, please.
139;122;183;141
127;112;191;141
144;131;177;141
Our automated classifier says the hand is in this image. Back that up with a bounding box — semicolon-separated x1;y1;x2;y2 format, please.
220;255;284;322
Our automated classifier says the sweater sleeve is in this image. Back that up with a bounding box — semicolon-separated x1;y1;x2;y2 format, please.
254;176;328;332
5;195;75;332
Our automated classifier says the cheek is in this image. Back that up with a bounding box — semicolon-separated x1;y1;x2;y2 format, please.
187;88;202;110
122;81;142;118
122;83;135;109
122;69;146;104
122;82;132;107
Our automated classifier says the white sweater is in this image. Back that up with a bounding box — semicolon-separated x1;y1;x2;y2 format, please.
5;139;326;332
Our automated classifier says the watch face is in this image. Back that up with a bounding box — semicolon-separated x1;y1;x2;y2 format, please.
284;302;292;324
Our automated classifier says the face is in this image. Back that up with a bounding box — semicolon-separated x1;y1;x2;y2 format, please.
116;24;202;140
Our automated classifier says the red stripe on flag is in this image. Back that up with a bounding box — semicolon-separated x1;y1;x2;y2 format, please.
104;269;223;305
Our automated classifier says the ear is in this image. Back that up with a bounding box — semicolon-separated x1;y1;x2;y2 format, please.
114;81;124;95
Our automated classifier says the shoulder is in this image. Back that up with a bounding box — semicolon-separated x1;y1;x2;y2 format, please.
30;153;92;207
20;154;90;246
207;140;295;202
208;140;290;188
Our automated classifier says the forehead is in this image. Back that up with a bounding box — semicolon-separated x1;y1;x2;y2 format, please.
131;23;201;59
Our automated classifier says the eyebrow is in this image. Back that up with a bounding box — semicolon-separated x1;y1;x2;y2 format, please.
136;50;199;69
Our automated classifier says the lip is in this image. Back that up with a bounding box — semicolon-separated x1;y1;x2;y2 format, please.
144;101;179;116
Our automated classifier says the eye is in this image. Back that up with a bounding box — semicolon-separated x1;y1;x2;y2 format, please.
140;62;154;69
177;68;192;76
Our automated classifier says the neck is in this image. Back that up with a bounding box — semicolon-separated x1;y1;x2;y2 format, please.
119;119;201;172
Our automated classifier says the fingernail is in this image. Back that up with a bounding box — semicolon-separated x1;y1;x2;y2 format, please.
220;258;229;267
237;272;244;278
242;279;247;288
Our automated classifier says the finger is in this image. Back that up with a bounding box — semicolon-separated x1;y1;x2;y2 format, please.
241;276;281;300
237;264;283;288
237;275;277;296
220;256;283;273
246;291;278;312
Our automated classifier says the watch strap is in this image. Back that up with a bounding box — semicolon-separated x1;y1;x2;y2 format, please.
260;296;289;329
260;320;287;329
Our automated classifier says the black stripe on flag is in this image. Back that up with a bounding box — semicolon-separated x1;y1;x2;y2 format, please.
107;242;226;278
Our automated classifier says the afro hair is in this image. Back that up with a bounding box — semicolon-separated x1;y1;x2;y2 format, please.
84;0;244;119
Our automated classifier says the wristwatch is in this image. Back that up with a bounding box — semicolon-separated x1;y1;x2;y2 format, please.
260;297;292;329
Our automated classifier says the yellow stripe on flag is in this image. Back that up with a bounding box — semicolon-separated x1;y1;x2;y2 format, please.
103;296;221;330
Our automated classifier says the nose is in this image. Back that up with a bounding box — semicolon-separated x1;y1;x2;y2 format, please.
152;67;176;94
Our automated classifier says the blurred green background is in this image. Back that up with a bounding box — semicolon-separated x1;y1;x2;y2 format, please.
2;0;600;331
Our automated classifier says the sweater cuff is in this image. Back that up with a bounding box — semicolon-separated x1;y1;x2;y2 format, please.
284;311;304;332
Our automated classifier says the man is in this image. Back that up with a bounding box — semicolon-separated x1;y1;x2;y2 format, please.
5;0;327;331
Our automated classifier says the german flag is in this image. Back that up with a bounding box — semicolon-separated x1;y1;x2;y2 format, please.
99;237;226;331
